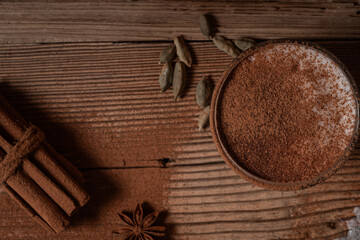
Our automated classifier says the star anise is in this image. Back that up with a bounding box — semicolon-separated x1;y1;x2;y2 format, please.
113;203;166;240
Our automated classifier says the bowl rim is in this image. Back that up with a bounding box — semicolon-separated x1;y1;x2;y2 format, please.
210;39;360;191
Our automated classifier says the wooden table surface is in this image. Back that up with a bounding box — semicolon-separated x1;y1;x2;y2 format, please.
0;1;360;240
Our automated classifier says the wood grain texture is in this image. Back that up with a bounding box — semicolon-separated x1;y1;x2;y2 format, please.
0;41;360;239
0;1;359;43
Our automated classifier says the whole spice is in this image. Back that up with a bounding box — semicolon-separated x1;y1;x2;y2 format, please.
173;61;187;100
0;94;89;233
198;106;211;131
174;36;192;67
159;62;173;92
159;44;176;64
196;76;212;109
113;203;165;240
199;14;213;39
213;35;240;58
218;43;356;183
234;37;256;51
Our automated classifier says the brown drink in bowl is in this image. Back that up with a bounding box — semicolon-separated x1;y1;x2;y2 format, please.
211;40;359;190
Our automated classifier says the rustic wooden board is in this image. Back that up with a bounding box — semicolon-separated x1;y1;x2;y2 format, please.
0;1;359;43
0;41;359;239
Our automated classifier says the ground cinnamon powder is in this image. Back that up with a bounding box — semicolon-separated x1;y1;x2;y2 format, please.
218;43;356;182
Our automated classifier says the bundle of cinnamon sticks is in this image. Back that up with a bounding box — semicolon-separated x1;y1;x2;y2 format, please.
0;94;89;233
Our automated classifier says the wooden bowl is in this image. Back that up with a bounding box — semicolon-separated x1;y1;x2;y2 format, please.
210;40;360;191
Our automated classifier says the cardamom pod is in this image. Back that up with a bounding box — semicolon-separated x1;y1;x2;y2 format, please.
234;38;256;51
212;35;240;58
159;63;174;92
173;61;187;100
196;76;212;109
199;14;212;39
159;44;176;64
198;106;211;131
174;36;192;67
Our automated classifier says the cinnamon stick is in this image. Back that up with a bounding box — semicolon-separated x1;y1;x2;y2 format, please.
33;146;89;207
5;170;70;233
44;142;84;184
0;134;77;216
4;184;57;232
0;95;89;207
0;94;89;232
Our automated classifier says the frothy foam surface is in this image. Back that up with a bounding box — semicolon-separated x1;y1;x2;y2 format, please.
258;43;356;149
218;42;358;182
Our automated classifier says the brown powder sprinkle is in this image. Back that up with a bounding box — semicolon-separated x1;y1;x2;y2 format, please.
218;43;356;182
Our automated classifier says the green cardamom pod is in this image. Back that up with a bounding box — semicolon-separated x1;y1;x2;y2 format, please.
173;61;187;100
159;44;176;64
198;106;211;131
213;35;240;58
159;63;173;92
199;14;213;39
174;36;192;67
234;38;256;51
196;76;212;109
